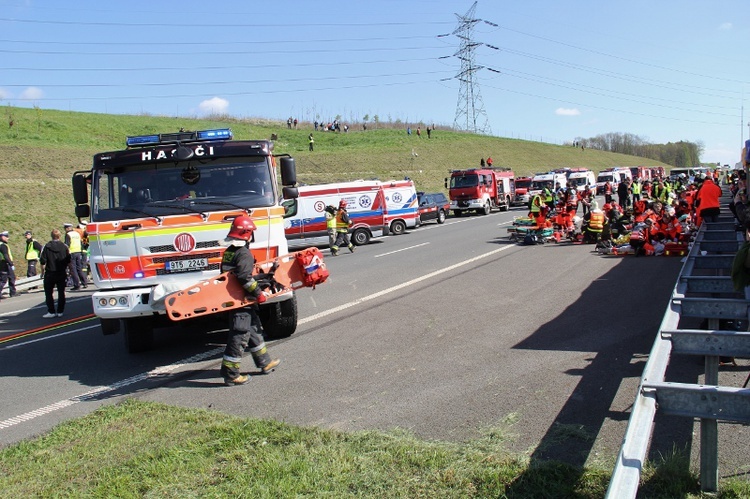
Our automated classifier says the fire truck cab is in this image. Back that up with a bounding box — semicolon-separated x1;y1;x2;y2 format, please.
445;167;515;216
72;128;299;353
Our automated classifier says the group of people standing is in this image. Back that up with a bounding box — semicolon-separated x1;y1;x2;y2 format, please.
0;222;90;318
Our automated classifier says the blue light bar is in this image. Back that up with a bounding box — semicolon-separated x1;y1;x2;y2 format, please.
197;128;233;141
125;128;233;148
126;134;160;147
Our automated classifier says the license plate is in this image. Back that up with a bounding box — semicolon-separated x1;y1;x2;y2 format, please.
165;257;208;272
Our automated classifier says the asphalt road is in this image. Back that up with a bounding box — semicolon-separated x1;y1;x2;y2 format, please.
1;205;748;478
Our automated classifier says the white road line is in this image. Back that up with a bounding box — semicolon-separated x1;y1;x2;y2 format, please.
0;347;223;430
300;243;515;325
0;243;516;432
374;242;430;258
0;296;91;318
3;325;101;350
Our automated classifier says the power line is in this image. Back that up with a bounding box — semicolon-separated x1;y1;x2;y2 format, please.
0;57;442;73
0;16;451;28
2;70;451;89
490;22;750;85
3;77;439;103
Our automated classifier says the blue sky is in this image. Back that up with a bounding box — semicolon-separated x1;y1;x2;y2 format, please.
1;1;748;167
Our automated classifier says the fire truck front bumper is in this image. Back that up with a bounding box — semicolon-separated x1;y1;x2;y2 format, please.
92;287;164;319
450;199;483;210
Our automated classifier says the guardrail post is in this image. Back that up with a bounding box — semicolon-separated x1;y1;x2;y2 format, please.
700;318;720;492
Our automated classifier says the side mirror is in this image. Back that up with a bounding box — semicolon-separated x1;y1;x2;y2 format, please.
75;204;91;219
72;173;89;205
279;157;297;186
282;186;298;200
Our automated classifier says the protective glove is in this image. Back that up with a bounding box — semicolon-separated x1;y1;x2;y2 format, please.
250;286;267;304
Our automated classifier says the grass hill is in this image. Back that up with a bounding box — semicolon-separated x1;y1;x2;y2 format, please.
0;106;670;257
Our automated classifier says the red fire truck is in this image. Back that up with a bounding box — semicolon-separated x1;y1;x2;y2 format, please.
72;128;300;352
445;167;515;216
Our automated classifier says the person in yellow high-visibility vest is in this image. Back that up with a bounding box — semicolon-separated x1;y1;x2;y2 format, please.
331;199;355;256
0;230;18;298
63;223;88;290
24;230;43;277
324;205;337;253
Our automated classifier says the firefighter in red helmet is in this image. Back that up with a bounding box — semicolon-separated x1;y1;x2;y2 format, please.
331;199;355;256
219;215;280;386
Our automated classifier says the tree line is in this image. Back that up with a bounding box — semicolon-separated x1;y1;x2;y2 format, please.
573;132;704;167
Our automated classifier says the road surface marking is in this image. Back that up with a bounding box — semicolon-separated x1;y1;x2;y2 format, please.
301;243;515;325
0;347;223;430
374;242;430;258
0;243;516;432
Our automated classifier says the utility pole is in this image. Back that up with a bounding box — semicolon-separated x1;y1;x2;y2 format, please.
450;1;491;135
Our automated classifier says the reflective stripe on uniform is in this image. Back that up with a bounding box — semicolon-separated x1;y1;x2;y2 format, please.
243;280;259;293
248;343;267;354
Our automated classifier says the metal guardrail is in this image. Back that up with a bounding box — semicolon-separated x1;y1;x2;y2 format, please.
0;275;42;296
606;209;750;498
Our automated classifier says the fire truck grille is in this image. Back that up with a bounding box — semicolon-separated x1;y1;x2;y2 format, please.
149;240;220;253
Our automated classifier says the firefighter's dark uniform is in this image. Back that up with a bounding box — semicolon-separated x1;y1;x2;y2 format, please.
0;232;18;298
220;242;278;384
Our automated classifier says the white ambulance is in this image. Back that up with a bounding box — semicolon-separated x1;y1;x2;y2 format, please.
377;179;421;235
568;170;596;192
529;172;568;197
282;180;389;248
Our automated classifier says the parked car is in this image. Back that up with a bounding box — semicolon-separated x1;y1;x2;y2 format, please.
417;191;450;224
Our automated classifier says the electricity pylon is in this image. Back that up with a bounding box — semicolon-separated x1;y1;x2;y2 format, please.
451;1;491;135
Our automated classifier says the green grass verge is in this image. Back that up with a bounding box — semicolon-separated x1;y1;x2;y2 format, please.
1;400;747;498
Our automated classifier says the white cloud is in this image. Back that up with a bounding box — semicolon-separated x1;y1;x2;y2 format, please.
19;87;43;101
719;22;732;30
0;88;11;100
555;107;580;116
198;97;229;115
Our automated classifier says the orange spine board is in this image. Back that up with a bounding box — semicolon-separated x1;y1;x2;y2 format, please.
164;250;323;321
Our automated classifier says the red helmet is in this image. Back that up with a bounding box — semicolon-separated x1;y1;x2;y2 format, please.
339;199;347;208
227;215;256;240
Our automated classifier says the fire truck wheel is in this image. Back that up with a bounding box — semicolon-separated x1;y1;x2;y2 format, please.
500;197;511;211
437;209;447;224
351;228;371;246
259;294;298;339
123;317;155;354
390;220;406;236
481;201;491;215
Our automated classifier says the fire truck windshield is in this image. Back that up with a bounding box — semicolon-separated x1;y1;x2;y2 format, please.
450;175;479;188
90;158;275;222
